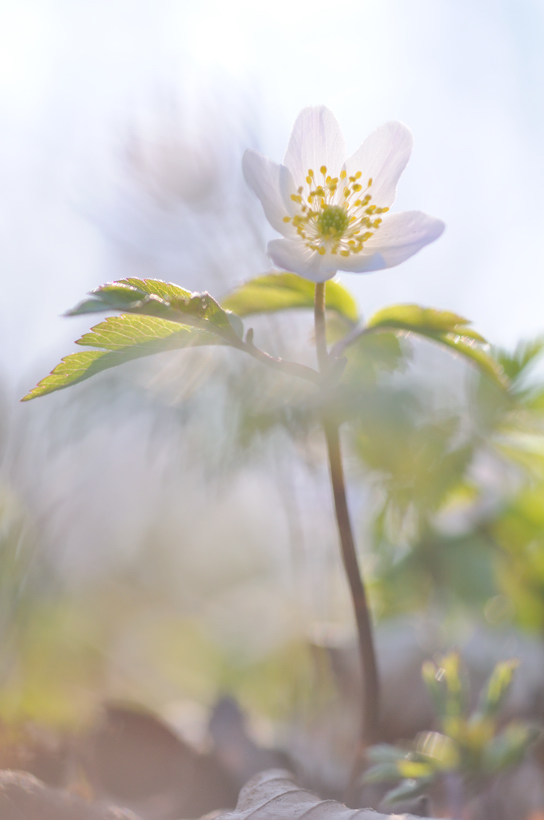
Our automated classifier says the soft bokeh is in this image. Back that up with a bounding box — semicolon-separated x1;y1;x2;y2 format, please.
1;8;544;816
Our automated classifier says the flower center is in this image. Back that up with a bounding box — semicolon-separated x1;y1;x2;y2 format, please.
317;205;349;239
283;166;389;258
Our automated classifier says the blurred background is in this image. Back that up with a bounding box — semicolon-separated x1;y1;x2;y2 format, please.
2;0;544;815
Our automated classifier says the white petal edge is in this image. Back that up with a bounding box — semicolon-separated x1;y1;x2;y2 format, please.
344;122;414;209
334;210;445;273
242;149;295;237
267;238;339;283
283;106;346;185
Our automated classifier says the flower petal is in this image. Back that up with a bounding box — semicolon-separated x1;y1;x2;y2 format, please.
344;122;414;209
283;106;346;184
267;238;338;283
242;149;295;236
337;211;445;273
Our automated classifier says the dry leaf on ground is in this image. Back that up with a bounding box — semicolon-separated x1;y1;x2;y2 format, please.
214;769;438;820
0;770;140;820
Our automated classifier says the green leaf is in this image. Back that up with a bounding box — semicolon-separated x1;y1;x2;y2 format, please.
367;304;485;340
495;336;544;383
68;278;243;341
366;304;508;388
75;314;196;351
422;652;467;724
366;744;411;764
363;762;405;783
382;776;435;805
422;660;448;718
415;731;460;770
341;331;408;386
441;652;464;716
482;722;538;774
21;316;221;401
396;759;435;779
477;659;519;718
221;272;359;324
436;335;508;388
118;278;194;301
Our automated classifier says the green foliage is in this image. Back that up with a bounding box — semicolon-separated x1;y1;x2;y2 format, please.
365;304;508;388
221;272;359;324
67;277;244;340
477;659;519;718
22;278;249;400
361;332;544;623
357;412;473;518
365;653;539;807
487;482;544;631
22;317;221;401
367;304;484;339
495;336;544;385
23;276;508;418
339;331;408;387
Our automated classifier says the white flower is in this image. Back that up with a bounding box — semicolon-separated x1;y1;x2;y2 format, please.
243;107;445;283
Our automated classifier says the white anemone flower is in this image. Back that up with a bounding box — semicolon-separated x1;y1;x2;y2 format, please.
243;107;445;283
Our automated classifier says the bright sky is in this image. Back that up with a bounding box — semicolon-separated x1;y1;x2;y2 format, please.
2;0;544;383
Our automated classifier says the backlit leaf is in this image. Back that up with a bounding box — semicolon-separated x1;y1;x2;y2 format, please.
495;336;544;383
365;304;507;388
21;316;221;401
367;304;483;339
68;278;243;341
221;272;359;324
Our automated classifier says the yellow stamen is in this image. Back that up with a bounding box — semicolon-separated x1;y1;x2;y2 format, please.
287;165;387;259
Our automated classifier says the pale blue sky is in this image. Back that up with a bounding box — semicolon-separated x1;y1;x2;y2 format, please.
2;0;544;382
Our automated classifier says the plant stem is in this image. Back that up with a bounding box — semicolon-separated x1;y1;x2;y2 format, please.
236;328;321;384
314;282;380;794
443;773;465;820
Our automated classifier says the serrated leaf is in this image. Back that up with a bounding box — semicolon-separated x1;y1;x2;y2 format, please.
75;314;198;351
119;278;194;301
367;304;481;337
435;335;508;388
216;769;437;820
21;318;220;401
221;272;359;324
68;278;243;341
365;304;507;388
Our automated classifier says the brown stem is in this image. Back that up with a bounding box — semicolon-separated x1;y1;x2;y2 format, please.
314;282;380;797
